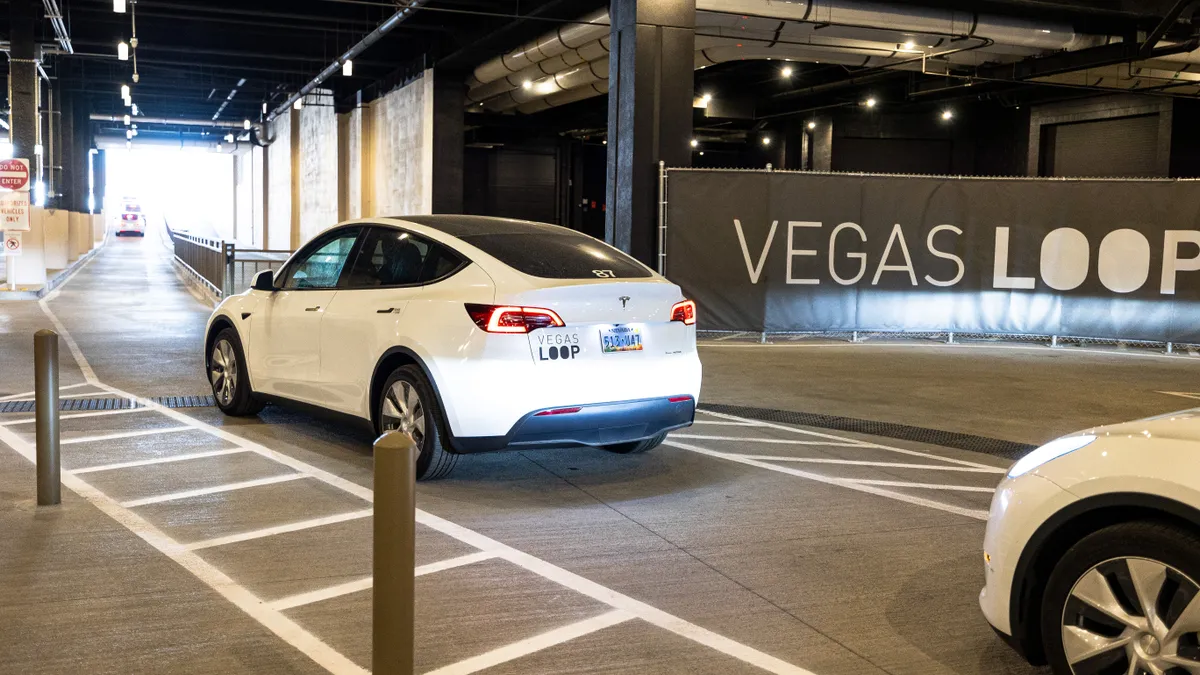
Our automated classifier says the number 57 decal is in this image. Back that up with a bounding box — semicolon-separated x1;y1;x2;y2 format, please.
592;269;616;278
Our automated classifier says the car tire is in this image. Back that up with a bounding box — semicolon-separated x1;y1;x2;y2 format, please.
602;432;667;455
377;365;458;480
1040;520;1200;675
209;327;265;417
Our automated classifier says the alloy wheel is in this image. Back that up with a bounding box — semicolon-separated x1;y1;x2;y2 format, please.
1061;556;1200;675
381;380;426;448
210;339;238;407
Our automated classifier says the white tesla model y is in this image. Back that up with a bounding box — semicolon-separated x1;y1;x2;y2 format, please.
204;216;701;479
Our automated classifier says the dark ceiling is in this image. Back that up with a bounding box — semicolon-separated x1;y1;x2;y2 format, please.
2;0;1198;143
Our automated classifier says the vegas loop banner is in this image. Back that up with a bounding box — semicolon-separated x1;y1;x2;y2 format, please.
663;170;1200;343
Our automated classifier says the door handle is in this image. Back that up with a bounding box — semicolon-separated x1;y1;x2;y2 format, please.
377;308;397;314
305;306;321;312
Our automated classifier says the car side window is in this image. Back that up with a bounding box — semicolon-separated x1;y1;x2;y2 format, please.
419;244;466;284
282;228;361;290
343;228;432;289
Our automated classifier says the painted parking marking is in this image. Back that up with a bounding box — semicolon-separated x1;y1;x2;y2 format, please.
1;406;153;426
0;382;93;401
673;433;868;447
690;419;761;426
727;455;1005;473
184;508;374;551
119;473;308;508
667;438;990;521
61;424;194;445
425;609;635;675
72;447;251;474
0;285;821;675
700;409;1000;470
267;552;500;612
0;390;119;403
840;478;996;493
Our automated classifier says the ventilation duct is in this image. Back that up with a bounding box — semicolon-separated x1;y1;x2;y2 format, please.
516;80;611;114
484;57;610;111
472;8;610;85
467;36;610;103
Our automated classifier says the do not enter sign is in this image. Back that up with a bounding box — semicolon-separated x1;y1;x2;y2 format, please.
0;159;30;192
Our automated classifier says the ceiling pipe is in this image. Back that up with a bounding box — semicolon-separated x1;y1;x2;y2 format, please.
472;8;610;85
42;0;73;54
466;36;610;103
267;0;429;122
483;57;610;111
89;113;263;135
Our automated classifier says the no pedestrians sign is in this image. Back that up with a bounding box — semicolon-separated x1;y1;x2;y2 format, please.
0;159;30;192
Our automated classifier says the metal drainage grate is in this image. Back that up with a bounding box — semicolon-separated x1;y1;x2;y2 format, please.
699;403;1035;461
0;395;215;414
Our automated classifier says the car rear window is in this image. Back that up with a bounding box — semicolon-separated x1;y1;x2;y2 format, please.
461;232;652;279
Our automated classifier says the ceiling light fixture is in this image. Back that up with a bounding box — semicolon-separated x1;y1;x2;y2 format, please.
120;84;130;98
293;98;303;110
262;102;268;115
761;136;771;146
690;139;699;148
865;97;877;108
807;121;816;130
243;119;251;130
903;40;915;50
131;103;139;115
114;0;126;12
342;60;353;77
118;41;129;61
942;109;954;121
123;114;131;126
522;80;532;90
702;92;713;103
781;66;793;78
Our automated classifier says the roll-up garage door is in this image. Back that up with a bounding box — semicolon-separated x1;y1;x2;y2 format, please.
1044;114;1161;178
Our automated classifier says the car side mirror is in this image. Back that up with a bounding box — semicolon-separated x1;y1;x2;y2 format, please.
251;269;276;292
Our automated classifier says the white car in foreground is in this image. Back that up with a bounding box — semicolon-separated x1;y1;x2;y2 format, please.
982;413;1200;674
204;216;701;479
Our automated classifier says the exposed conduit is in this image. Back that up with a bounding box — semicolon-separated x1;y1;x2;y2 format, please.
471;8;610;85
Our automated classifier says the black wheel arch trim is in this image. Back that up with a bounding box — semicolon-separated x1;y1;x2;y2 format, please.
1008;491;1200;663
369;346;463;449
205;314;239;371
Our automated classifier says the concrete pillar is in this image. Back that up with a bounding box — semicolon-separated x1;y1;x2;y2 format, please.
431;69;464;214
43;209;68;270
94;149;107;212
8;0;38;161
68;211;87;260
290;108;301;249
58;89;74;211
9;207;47;286
605;0;695;264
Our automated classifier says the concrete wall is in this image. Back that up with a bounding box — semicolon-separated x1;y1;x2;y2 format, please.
234;150;253;248
43;209;69;270
298;93;339;242
342;107;363;220
251;146;265;247
266;112;292;251
369;71;434;216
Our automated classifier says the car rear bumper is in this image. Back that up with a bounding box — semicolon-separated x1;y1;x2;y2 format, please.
450;395;695;453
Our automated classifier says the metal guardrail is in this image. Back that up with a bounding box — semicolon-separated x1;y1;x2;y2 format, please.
166;225;291;298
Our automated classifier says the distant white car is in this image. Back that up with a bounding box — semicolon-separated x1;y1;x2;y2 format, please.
117;202;146;236
204;216;702;479
981;413;1200;674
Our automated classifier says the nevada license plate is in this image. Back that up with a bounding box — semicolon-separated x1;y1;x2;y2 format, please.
601;326;643;353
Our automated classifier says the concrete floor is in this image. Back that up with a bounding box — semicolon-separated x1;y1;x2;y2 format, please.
6;229;1193;674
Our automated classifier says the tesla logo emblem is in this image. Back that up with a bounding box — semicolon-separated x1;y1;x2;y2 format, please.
619;296;631;309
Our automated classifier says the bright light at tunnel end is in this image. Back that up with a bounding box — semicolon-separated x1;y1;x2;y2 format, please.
1007;435;1096;478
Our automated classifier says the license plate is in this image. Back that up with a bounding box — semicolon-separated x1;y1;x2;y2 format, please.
601;326;643;353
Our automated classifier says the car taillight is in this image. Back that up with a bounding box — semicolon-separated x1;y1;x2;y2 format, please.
122;213;137;221
465;304;565;334
670;299;697;326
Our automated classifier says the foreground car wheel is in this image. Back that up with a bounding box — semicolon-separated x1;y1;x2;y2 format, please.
378;365;458;480
603;432;667;455
209;328;264;417
1041;521;1200;675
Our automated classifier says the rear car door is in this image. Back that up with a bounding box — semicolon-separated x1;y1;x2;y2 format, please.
319;226;464;416
248;226;361;402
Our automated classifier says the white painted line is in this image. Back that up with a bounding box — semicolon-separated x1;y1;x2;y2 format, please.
701;409;1003;471
72;447;251;475
0;391;113;403
60;425;194;445
425;609;635;675
416;510;819;675
728;454;1005;473
0;422;367;675
1157;391;1200;402
672;434;867;447
840;478;996;493
415;550;499;577
1;406;153;426
666;439;989;522
700;340;1200;362
269;577;373;612
185;508;374;551
120;473;307;508
267;551;499;612
689;419;762;427
0;382;91;401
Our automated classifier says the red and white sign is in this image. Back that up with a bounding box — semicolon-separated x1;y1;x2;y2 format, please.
0;159;30;192
0;191;30;231
3;232;21;256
